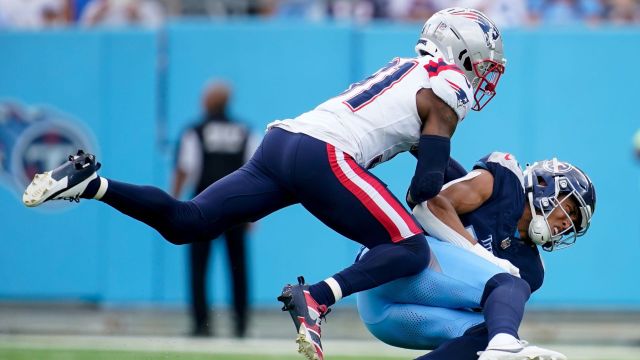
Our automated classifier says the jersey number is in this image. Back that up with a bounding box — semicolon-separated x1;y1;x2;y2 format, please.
342;58;418;111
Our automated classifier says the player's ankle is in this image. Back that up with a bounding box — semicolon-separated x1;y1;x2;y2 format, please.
487;333;519;348
81;177;108;200
308;280;336;307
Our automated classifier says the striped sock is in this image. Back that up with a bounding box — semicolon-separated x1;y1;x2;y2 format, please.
308;279;338;307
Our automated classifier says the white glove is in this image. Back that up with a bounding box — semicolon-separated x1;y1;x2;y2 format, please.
469;243;521;278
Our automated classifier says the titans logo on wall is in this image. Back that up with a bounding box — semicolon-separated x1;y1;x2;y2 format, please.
0;101;98;205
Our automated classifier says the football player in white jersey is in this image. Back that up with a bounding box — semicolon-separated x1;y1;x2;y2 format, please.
23;8;506;360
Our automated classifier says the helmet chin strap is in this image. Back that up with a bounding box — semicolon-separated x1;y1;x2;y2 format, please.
527;192;551;246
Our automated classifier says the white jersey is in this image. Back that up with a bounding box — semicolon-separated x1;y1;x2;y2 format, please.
268;55;473;169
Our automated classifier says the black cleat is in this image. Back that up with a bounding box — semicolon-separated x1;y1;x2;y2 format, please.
277;276;331;360
23;150;101;207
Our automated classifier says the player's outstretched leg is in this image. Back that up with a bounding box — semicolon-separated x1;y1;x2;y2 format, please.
477;274;566;360
277;276;330;360
23;147;296;245
23;150;103;206
477;340;567;360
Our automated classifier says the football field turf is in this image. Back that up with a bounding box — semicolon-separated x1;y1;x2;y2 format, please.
0;348;403;360
2;335;639;360
0;347;636;360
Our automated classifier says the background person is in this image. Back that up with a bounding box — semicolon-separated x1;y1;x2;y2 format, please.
172;80;258;338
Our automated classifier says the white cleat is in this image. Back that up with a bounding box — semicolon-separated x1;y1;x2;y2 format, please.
478;340;567;360
22;150;101;207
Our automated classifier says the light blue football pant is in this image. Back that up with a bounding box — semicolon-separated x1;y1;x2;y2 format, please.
356;236;505;350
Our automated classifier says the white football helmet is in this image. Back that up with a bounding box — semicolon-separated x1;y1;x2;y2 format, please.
415;8;507;111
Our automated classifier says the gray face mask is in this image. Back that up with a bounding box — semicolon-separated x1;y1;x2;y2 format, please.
524;159;595;252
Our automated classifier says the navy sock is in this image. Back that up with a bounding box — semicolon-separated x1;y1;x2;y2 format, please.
481;273;531;339
328;235;428;301
416;323;488;360
308;281;336;307
80;176;102;199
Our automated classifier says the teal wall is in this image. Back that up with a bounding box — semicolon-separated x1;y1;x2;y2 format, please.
0;22;638;308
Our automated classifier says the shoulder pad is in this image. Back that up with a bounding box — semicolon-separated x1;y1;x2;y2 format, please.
422;57;473;121
477;152;524;189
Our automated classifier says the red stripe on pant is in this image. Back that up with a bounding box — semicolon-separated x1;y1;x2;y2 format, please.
341;154;423;237
328;143;414;242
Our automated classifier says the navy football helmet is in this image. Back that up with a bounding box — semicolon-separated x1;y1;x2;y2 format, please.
523;158;596;251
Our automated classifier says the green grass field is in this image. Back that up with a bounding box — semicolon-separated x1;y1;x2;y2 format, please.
0;348;404;360
2;336;638;360
3;346;639;360
0;348;634;360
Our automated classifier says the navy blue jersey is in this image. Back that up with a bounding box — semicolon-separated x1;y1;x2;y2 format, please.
459;152;545;292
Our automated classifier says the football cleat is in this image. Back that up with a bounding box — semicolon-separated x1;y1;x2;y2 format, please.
277;276;331;360
478;340;567;360
23;150;101;207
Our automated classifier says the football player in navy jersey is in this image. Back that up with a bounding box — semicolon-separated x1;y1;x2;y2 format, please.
357;153;596;360
23;8;507;360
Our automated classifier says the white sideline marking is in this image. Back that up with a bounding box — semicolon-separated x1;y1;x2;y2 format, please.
0;335;424;357
1;335;640;359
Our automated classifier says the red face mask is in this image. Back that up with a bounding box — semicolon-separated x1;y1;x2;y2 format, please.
471;59;505;111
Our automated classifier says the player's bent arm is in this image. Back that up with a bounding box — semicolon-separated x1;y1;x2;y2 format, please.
408;89;459;204
439;169;494;214
413;169;493;247
413;170;521;277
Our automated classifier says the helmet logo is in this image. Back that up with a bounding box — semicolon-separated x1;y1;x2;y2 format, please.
432;22;449;42
542;160;573;174
445;79;470;108
451;9;500;48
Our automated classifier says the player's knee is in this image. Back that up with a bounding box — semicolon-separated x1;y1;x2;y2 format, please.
163;226;215;245
161;224;201;245
160;201;215;245
398;233;430;275
162;232;192;245
481;273;531;306
485;273;531;293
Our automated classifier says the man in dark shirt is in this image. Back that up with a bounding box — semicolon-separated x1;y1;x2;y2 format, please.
172;81;257;337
